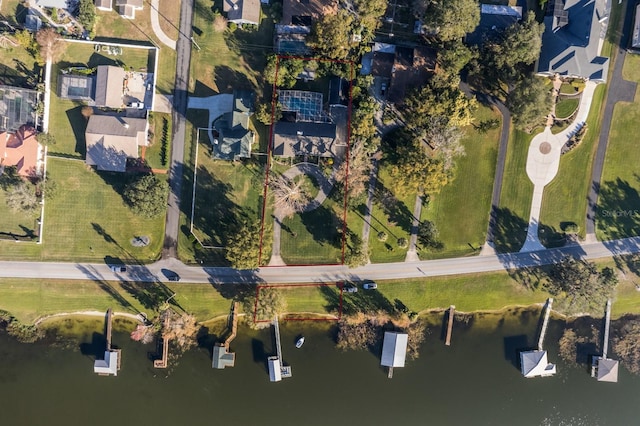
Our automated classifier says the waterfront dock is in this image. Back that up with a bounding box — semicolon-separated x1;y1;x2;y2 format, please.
154;314;170;369
93;308;120;376
268;315;292;382
445;305;455;346
592;299;619;382
213;302;238;369
520;298;556;378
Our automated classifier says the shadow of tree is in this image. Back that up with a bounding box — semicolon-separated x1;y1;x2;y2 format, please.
596;178;640;240
490;206;529;253
319;284;399;317
76;264;136;313
214;65;254;93
299;204;343;248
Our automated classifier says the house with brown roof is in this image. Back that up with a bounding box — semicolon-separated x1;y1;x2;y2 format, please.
85;115;148;172
223;0;261;25
94;65;125;108
0;125;43;178
115;0;143;19
281;0;336;25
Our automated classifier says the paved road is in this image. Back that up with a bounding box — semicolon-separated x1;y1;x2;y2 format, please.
162;0;194;259
2;237;640;284
586;0;638;236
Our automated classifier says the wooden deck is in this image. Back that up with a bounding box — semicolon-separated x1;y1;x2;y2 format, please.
154;336;169;368
445;305;455;346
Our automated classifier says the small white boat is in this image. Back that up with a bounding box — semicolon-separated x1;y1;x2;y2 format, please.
295;337;305;348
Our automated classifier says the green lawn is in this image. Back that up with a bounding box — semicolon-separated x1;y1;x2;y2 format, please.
421;105;501;258
190;0;275;96
58;42;152;72
0;189;40;239
539;84;606;243
0;278;231;324
596;97;640;240
47;95;87;157
623;54;640;83
367;166;415;263
146;112;172;170
0;158;165;261
493;129;534;252
555;98;579;119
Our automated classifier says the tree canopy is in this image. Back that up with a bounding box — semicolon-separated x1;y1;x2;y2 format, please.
36;28;63;63
416;0;480;41
264;55;307;88
225;220;262;270
388;140;449;196
5;182;38;213
546;256;617;314
417;220;444;251
308;10;354;60
123;174;168;218
507;75;551;131
77;0;96;33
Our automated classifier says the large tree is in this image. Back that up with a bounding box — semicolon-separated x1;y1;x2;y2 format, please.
271;174;313;219
341;0;388;39
388;141;449;196
308;10;354;60
417;220;444;251
5;182;38;213
416;0;480;42
437;39;477;78
421;115;465;172
243;286;287;328
77;0;96;33
405;78;477;130
546;256;617;314
507;75;552;131
499;11;544;69
35;28;63;63
225;220;262;270
123;174;168;218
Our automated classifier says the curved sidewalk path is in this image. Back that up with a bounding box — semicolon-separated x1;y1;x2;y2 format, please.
150;0;177;50
520;81;598;252
269;163;334;266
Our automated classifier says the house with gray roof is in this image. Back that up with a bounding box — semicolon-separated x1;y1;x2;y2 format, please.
536;0;610;82
116;0;143;19
85;115;148;172
520;350;557;378
96;0;112;11
632;3;640;49
223;0;261;25
213;90;254;160
94;65;125;108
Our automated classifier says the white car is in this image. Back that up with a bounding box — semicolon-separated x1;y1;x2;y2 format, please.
110;265;126;273
362;281;377;290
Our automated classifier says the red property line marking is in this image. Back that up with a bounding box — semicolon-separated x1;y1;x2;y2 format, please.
257;56;356;267
253;282;344;322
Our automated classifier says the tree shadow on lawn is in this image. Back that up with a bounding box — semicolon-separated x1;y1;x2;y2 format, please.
299;204;343;249
372;180;414;234
319;284;399;317
214;65;254;93
490;206;529;253
65;106;88;156
596;177;640;240
76;264;137;313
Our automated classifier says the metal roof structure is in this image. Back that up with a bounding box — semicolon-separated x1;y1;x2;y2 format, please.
277;90;326;123
520;350;557;378
212;344;236;369
0;85;37;132
381;332;408;368
58;75;94;101
93;351;119;376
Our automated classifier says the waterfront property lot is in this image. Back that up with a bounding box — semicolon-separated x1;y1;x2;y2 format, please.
491;129;534;253
0;158;165;262
367;166;417;263
0;190;40;240
596;93;640;240
539;84;606;244
421;105;501;259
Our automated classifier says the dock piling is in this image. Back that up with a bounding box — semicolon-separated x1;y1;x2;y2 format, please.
445;305;455;346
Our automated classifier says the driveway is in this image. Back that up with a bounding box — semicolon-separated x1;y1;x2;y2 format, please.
187;94;234;144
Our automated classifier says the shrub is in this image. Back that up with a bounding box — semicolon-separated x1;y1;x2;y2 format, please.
562;223;580;234
377;231;388;242
397;238;408;249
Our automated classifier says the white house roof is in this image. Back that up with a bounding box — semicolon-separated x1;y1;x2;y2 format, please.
381;332;408;368
597;357;619;382
35;0;68;8
520;350;557;378
93;351;118;376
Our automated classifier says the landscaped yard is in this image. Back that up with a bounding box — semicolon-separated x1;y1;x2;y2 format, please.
596;93;640;240
0;158;165;261
421;105;501;259
555;98;579;119
146;112;172;170
493;129;534;252
0;189;40;240
539;84;606;243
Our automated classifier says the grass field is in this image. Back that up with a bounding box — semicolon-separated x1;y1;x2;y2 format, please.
146;112;172;170
367;166;415;263
623;54;640;83
596;95;640;240
0;158;165;261
493;129;534;252
539;84;606;243
0;188;40;239
421;105;501;259
555;98;579;119
58;42;153;72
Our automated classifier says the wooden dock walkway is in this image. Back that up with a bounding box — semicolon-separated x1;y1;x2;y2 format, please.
105;308;113;351
224;302;239;348
537;298;553;351
603;299;612;358
445;305;455;346
154;336;169;368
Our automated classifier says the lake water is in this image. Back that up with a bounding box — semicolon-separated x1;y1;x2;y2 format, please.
1;309;639;426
